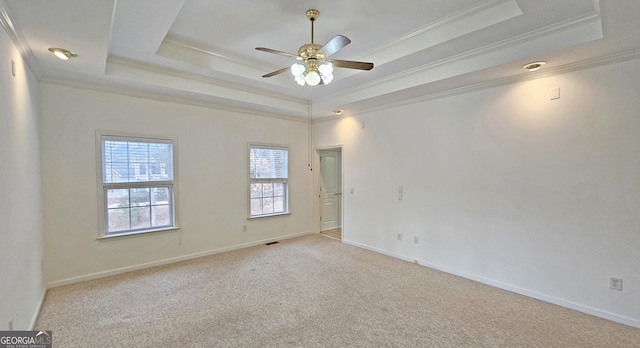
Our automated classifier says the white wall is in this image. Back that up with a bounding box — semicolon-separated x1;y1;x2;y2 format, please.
39;84;313;285
315;59;640;327
0;28;45;328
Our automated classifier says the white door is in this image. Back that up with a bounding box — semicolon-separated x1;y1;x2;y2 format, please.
319;150;341;231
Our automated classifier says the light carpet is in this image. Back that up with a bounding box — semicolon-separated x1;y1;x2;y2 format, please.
35;234;640;347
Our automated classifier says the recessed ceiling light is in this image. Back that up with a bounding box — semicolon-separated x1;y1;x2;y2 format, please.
522;61;546;72
333;110;344;115
48;47;77;60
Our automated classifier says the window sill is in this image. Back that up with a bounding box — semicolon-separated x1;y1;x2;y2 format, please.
97;226;180;241
247;212;291;220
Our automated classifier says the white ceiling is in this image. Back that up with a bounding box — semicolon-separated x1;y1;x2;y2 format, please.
2;0;640;120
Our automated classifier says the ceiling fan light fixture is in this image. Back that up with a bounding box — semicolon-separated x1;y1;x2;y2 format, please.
256;9;373;86
305;70;321;86
291;63;305;77
294;75;306;86
48;47;77;60
319;62;333;84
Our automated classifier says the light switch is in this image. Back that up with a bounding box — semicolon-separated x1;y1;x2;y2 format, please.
398;186;403;200
550;87;560;100
350;187;355;194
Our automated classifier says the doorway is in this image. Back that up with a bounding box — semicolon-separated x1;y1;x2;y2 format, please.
318;148;342;241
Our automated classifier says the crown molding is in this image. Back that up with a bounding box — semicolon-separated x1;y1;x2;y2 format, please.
107;55;305;106
315;7;602;108
324;49;640;121
361;0;522;65
0;0;40;78
40;76;310;124
161;35;260;71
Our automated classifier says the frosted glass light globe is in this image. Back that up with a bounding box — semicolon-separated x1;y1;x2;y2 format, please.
291;63;305;77
305;71;321;86
318;62;333;76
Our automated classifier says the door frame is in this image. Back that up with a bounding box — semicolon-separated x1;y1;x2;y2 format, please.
314;145;343;235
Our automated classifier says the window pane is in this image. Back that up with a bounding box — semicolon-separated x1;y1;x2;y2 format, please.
249;147;288;179
107;189;129;208
131;206;150;229
263;197;274;214
273;183;284;197
274;197;284;212
102;139;173;184
129;142;149;182
149;143;173;181
131;188;150;207
152;205;171;227
106;162;130;183
250;183;262;198
251;198;263;216
151;187;169;205
262;183;273;198
107;208;130;233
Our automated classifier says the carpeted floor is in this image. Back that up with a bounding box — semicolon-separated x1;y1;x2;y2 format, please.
319;228;341;241
36;234;640;347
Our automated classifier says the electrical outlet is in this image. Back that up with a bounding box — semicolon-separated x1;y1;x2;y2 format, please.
8;319;13;331
413;236;419;244
609;277;623;291
396;233;402;241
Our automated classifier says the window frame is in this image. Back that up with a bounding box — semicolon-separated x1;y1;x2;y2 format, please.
96;131;179;239
248;143;290;219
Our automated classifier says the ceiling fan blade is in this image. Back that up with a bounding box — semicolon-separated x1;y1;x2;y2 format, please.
331;59;374;71
255;47;299;59
319;35;351;58
262;67;290;78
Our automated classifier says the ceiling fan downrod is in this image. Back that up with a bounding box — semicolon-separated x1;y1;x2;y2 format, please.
306;9;319;44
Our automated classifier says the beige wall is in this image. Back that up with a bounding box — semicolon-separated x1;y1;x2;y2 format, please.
39;83;313;285
0;26;45;329
314;59;640;327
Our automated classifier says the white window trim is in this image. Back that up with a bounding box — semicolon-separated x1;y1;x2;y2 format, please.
248;143;290;219
96;130;180;239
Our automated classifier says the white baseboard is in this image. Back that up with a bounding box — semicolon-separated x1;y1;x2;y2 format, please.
47;231;312;289
342;239;415;263
343;239;640;329
29;287;47;330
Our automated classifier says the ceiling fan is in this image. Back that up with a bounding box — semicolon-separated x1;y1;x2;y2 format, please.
255;9;374;86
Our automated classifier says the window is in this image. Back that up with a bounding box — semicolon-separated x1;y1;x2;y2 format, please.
249;145;289;217
99;133;176;237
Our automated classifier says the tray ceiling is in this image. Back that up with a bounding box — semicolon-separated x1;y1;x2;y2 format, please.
3;0;640;119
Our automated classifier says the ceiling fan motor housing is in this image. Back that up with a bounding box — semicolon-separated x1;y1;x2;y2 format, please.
298;43;323;61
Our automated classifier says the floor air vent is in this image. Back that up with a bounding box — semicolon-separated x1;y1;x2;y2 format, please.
265;241;279;245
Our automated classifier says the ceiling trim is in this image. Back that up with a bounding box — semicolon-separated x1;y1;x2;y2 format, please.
40;76;311;124
315;48;640;123
161;35;260;71
108;55;302;102
361;0;522;65
107;55;307;113
157;36;283;86
0;0;40;78
315;7;603;108
41;49;639;126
